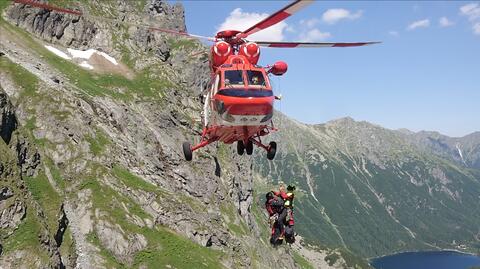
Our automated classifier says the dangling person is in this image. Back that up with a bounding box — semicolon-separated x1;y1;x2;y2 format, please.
265;191;285;245
283;185;296;244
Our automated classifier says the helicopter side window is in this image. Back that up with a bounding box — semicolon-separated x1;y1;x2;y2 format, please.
224;70;244;86
247;70;266;87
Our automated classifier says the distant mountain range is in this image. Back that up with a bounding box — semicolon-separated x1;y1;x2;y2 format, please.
254;114;480;257
404;130;480;170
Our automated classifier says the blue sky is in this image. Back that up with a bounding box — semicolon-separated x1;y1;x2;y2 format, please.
177;1;480;137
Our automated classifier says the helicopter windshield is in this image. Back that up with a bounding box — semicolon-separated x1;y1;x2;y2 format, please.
224;70;244;86
247;70;266;87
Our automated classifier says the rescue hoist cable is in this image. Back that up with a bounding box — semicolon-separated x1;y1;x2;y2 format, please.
277;76;283;131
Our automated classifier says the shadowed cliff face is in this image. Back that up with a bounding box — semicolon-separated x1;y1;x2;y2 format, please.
0;89;17;144
0;1;350;268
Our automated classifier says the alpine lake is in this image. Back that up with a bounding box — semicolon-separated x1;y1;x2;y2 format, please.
370;250;480;269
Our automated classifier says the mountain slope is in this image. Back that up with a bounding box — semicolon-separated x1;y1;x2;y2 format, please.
0;1;370;268
254;114;480;258
405;130;480;170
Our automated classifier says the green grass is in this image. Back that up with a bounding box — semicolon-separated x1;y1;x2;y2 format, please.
112;165;158;193
79;177;224;268
220;202;248;236
24;172;62;235
134;227;224;269
227;222;244;236
168;38;199;51
0;0;11;13
86;130;111;155
292;251;314;269
325;252;340;266
0;56;38;97
24;116;36;130
44;157;66;190
251;190;270;244
87;231;127;269
59;227;76;264
338;248;374;269
21;117;49;147
3;206;43;253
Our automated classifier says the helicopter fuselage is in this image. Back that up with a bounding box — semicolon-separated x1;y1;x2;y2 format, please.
203;53;276;145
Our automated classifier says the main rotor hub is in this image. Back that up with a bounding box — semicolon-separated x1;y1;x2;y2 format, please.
215;30;242;40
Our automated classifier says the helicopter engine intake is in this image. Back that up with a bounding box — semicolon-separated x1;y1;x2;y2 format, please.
211;41;233;68
239;42;260;65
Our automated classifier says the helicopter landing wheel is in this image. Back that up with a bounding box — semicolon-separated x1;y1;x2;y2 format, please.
183;142;193;161
267;141;277;160
246;140;254;155
237;140;245;155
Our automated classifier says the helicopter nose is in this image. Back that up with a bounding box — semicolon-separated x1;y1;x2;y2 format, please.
224;97;274;116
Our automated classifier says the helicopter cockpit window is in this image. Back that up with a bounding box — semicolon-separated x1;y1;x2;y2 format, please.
224;70;244;86
247;70;266;87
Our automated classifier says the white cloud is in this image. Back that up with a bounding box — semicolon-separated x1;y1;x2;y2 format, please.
217;8;287;41
388;31;399;37
474;22;480;35
300;18;320;28
460;3;480;35
322;9;363;24
299;29;331;42
285;25;296;33
439;17;454;27
460;3;480;21
407;19;430;30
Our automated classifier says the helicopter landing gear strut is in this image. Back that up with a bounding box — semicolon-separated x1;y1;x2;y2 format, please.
237;140;254;156
250;138;277;160
183;127;219;161
183;126;277;161
182;138;218;161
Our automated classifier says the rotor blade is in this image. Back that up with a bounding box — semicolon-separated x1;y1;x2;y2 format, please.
239;0;313;38
13;0;82;15
256;41;381;48
147;27;215;41
12;0;216;41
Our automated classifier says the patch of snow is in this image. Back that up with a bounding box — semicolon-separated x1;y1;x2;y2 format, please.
67;48;97;59
68;48;118;65
456;143;467;165
98;51;118;65
79;61;94;70
45;45;71;60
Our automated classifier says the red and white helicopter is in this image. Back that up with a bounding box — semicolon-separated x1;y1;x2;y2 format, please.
179;0;379;161
11;0;379;161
